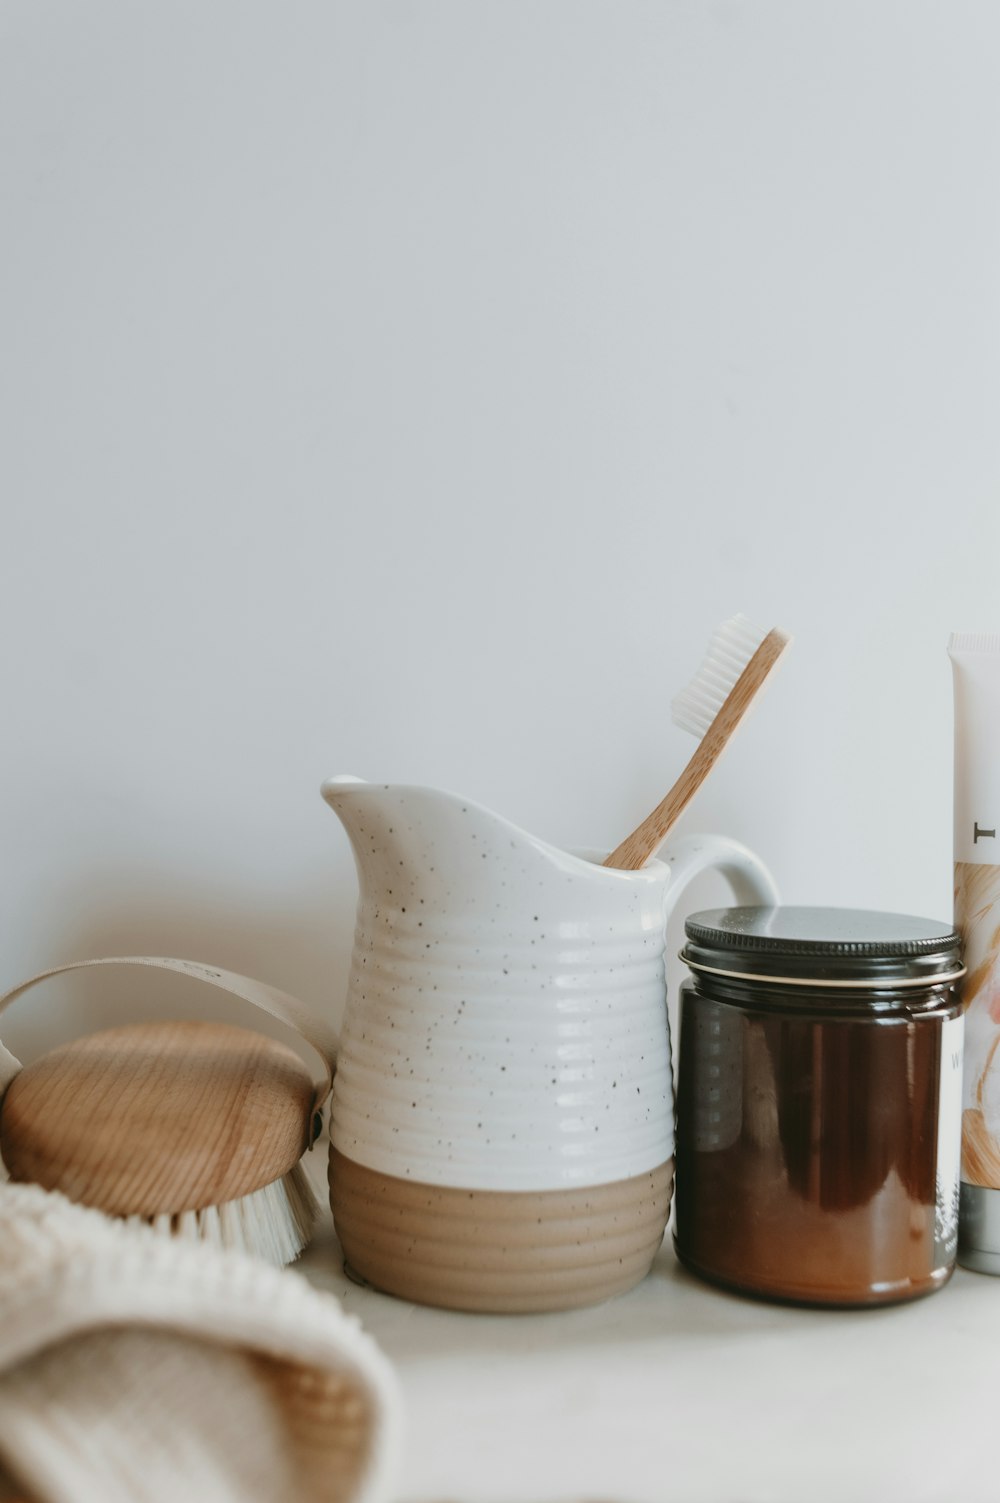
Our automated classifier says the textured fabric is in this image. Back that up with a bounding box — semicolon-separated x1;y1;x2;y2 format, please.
0;1185;401;1503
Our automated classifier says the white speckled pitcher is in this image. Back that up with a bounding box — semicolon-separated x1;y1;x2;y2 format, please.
322;776;777;1312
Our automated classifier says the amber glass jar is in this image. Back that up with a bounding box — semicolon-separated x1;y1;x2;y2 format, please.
674;906;964;1307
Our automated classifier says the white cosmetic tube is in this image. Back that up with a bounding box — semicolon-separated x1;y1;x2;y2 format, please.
950;632;1000;1272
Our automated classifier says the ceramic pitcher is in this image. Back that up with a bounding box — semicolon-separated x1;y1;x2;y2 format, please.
322;776;778;1312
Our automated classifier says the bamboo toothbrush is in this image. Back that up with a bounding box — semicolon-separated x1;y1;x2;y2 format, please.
604;614;791;871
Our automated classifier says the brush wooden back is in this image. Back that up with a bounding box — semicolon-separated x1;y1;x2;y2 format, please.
0;1020;315;1215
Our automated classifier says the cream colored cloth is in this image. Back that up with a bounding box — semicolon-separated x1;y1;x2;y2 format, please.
0;1185;401;1503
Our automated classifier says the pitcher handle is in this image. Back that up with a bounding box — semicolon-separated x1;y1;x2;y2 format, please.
660;833;779;919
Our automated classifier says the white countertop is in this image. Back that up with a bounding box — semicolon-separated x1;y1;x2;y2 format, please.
301;1217;996;1503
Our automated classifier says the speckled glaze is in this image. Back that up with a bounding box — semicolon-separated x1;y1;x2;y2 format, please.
322;776;777;1309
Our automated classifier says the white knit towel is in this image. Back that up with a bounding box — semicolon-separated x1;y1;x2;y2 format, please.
0;1184;402;1503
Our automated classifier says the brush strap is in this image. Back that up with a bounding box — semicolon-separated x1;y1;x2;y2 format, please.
0;958;337;1139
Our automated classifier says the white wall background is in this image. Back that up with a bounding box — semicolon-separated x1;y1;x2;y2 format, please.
2;0;999;1060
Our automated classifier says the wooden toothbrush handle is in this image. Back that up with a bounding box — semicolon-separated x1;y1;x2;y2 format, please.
604;628;790;871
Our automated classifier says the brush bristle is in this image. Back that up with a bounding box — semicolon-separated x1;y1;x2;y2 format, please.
127;1161;320;1267
671;613;769;739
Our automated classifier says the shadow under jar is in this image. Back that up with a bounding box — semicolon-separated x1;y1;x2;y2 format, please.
674;907;965;1307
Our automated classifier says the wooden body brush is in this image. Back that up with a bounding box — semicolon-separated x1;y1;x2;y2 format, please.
605;614;791;870
0;958;338;1265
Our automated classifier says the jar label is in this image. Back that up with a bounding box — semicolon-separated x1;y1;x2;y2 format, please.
936;1012;964;1264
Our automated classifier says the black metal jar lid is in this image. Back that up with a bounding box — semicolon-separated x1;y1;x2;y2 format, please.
681;906;964;988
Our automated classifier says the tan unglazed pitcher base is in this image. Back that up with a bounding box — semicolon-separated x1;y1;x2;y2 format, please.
328;1149;674;1313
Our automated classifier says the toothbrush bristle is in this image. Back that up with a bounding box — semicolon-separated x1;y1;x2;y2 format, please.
671;613;769;739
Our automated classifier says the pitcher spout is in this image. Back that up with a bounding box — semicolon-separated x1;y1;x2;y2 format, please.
320;775;410;886
321;775;539;912
321;775;626;919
